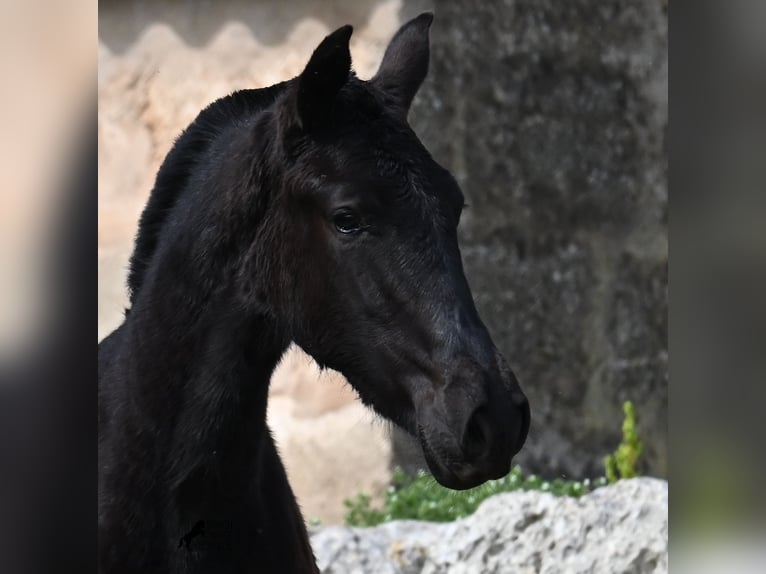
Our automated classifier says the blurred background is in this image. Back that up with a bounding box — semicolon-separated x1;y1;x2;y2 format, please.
98;0;667;525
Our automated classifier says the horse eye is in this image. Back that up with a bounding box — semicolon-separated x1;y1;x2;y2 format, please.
333;211;362;234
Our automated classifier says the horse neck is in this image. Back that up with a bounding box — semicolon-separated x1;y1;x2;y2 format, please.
124;123;289;475
123;254;290;513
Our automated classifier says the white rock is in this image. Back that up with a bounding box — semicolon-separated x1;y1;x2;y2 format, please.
310;478;668;574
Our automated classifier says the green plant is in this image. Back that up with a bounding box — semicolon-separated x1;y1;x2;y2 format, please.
604;400;643;483
342;493;385;527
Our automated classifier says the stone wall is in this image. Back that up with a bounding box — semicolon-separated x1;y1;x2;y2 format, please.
98;0;667;522
406;0;668;478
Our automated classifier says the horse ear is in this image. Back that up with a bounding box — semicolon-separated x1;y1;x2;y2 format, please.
372;12;433;119
296;25;353;130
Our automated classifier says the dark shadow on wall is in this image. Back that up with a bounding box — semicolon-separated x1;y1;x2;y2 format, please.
99;0;433;55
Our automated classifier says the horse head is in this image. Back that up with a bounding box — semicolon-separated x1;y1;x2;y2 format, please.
260;14;530;490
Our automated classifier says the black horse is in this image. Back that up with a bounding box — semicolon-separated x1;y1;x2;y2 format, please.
98;13;530;573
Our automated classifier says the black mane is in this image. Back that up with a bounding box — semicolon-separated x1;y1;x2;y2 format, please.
126;82;290;304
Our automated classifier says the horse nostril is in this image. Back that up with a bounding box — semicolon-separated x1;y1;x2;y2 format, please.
461;405;491;460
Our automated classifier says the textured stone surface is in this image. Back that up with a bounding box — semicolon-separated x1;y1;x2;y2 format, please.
404;0;668;478
310;478;668;574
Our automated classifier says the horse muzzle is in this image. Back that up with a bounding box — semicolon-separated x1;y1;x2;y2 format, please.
415;379;530;490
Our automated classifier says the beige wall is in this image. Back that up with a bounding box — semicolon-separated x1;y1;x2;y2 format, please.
98;0;429;523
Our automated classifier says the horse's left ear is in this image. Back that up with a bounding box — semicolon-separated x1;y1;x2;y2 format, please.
296;25;353;131
372;12;433;119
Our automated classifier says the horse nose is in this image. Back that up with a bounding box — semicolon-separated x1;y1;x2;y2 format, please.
459;392;529;466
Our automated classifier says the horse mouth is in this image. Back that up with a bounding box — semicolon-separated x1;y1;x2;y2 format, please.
417;425;499;490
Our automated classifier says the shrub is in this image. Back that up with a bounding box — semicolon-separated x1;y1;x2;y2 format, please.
604;400;643;483
343;467;607;526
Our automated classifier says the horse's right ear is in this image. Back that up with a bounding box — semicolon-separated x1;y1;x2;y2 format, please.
295;25;353;131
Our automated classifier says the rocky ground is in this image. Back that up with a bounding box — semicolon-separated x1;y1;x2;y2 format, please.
310;478;668;574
